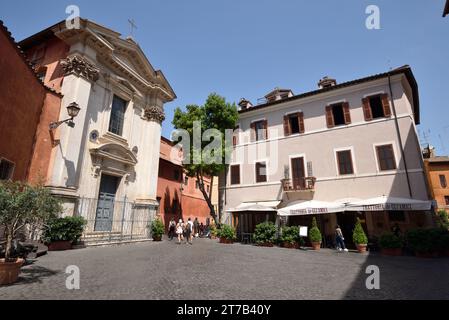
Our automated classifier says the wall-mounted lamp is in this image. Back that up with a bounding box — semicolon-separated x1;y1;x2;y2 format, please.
49;102;81;130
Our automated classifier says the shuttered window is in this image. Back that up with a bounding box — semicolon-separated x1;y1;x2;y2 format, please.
255;162;267;183
230;165;240;185
440;175;447;188
336;150;354;175
376;144;396;171
252;120;268;142
326;103;351;128
284;112;305;136
0;159;14;180
363;94;391;121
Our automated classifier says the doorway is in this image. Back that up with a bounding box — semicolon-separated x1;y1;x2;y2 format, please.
94;174;120;232
336;211;367;249
291;157;305;189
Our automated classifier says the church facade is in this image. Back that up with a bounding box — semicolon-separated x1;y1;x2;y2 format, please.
19;19;176;242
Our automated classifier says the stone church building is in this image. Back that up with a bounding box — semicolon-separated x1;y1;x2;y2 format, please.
19;18;176;242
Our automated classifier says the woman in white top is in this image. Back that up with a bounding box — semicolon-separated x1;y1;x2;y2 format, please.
176;219;184;244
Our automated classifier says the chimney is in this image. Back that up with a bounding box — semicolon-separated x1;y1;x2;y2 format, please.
264;88;294;103
422;145;436;159
238;98;253;110
318;76;337;89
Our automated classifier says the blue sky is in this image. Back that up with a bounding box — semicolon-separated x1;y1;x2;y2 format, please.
1;1;448;154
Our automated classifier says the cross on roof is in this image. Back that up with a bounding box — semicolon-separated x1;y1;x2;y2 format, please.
128;19;137;37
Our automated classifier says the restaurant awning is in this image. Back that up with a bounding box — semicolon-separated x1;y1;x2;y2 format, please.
226;201;280;212
277;200;346;216
344;196;432;212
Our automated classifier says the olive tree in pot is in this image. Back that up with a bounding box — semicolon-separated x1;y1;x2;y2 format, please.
309;217;322;250
353;218;368;253
151;218;165;241
43;216;86;251
254;222;277;247
379;232;403;256
217;224;236;244
0;181;61;285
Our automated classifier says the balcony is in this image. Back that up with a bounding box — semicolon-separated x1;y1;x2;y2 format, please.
281;177;316;201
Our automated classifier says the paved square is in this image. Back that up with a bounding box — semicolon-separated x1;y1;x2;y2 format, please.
1;238;449;300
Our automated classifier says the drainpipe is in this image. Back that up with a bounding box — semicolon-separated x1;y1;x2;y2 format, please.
388;73;413;198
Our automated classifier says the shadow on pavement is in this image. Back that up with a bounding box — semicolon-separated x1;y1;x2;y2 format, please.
343;252;449;300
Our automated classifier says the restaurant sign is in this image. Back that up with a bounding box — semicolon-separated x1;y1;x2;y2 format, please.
362;203;412;211
290;208;329;215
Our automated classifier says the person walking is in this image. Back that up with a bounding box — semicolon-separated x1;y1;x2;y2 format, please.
335;225;348;252
193;217;199;238
168;217;176;240
199;222;204;237
176;219;184;244
185;217;194;244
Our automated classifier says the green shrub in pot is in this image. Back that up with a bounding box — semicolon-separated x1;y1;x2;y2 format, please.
379;232;403;249
280;226;300;244
308;218;322;243
253;222;277;245
150;218;165;240
217;224;236;241
43;216;86;244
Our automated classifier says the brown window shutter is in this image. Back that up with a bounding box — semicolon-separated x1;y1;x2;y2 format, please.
263;120;268;139
283;115;290;136
325;106;334;128
381;94;391;117
343;102;351;124
362;98;372;121
298;112;305;134
250;122;256;142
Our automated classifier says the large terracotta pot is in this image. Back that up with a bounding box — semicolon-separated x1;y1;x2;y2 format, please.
380;248;402;256
48;240;72;251
356;244;367;253
0;258;24;285
311;242;321;250
219;238;234;244
283;242;299;249
257;242;274;247
152;235;162;241
415;251;438;258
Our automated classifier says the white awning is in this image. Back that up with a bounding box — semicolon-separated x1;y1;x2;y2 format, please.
226;201;280;212
277;200;346;216
345;196;432;211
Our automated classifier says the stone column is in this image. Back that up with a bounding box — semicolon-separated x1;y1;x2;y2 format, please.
48;55;99;196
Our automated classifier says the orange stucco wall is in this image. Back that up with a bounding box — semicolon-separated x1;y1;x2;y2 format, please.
24;35;68;185
424;160;449;213
157;138;213;231
0;25;46;181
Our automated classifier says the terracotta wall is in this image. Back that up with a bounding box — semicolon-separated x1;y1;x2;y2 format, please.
0;25;45;181
424;161;449;213
181;174;212;224
24;35;68;185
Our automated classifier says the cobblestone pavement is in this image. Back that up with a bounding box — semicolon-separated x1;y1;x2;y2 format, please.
1;238;449;300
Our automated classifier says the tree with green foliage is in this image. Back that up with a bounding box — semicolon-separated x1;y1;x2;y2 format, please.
172;93;239;225
0;181;62;261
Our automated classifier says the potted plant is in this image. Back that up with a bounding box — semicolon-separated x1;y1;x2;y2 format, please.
0;181;61;285
378;232;403;256
217;224;236;244
280;226;300;249
150;218;165;241
406;228;438;258
309;217;322;250
209;224;218;239
254;221;277;247
353;218;368;253
43;216;86;251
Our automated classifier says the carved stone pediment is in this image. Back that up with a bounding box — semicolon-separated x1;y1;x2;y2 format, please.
61;55;100;82
90;143;138;167
143;105;165;124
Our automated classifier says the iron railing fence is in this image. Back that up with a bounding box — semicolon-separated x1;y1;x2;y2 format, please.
75;197;157;244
